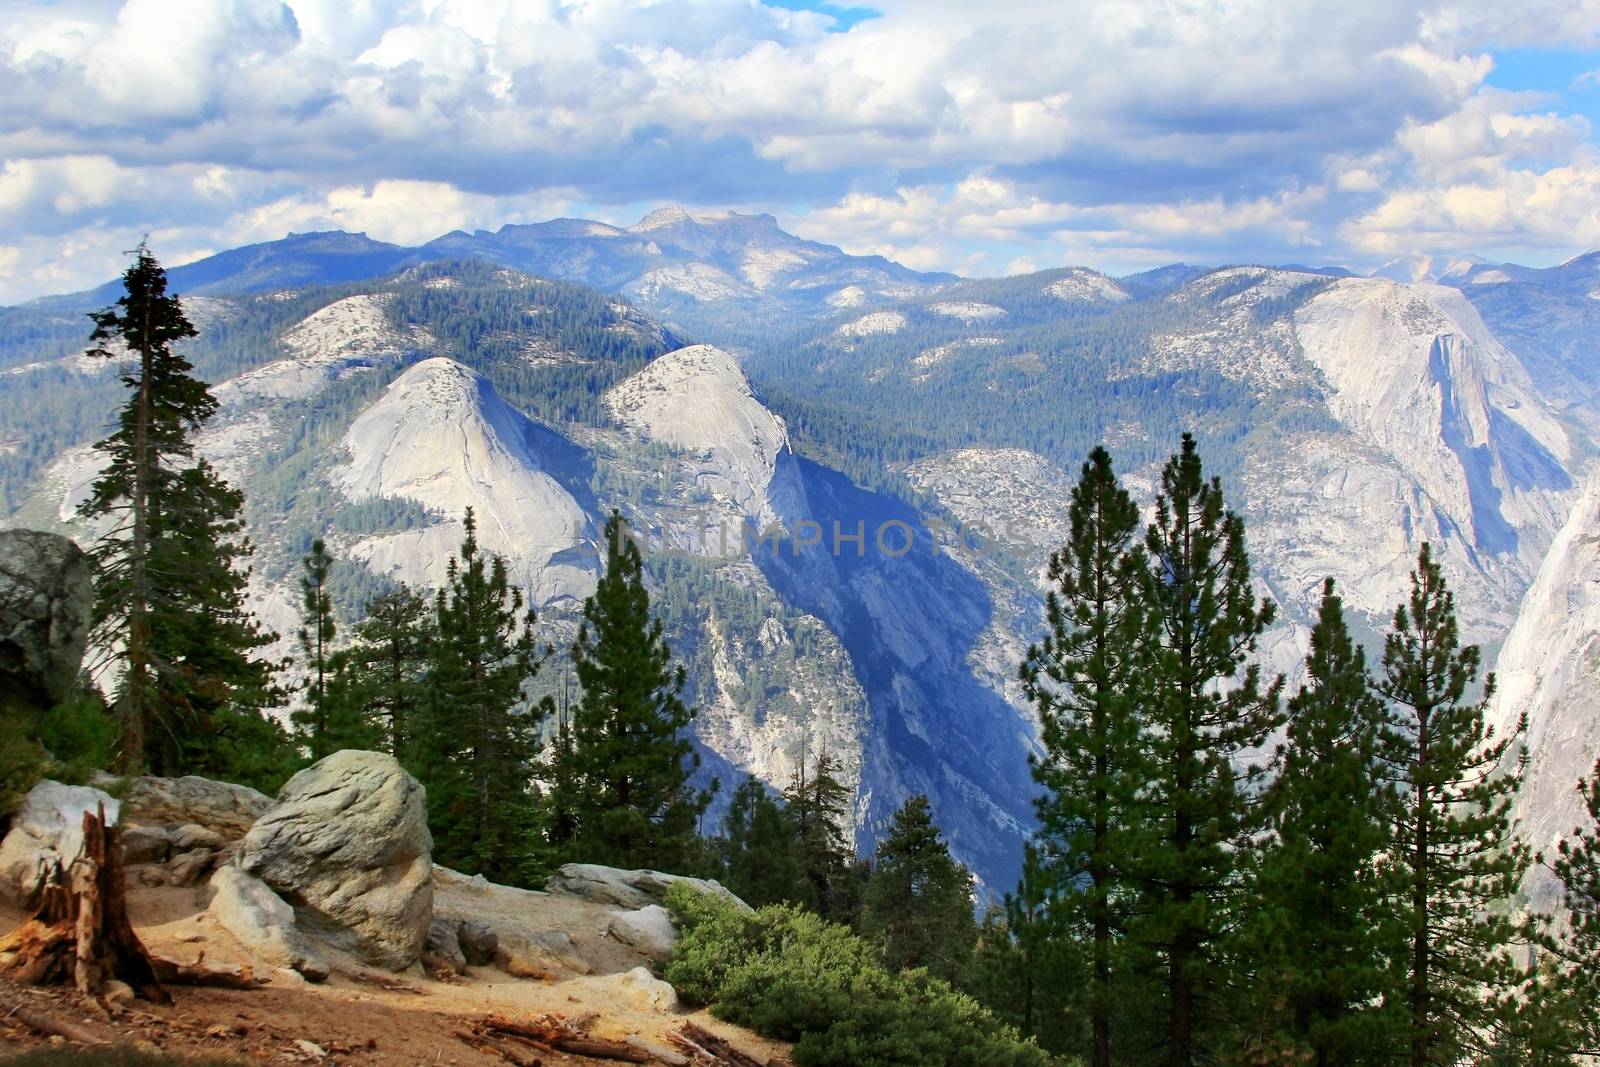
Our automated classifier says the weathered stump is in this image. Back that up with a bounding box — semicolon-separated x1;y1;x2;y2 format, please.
0;804;170;1003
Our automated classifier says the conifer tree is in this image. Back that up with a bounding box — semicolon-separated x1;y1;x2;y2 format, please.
1374;544;1532;1067
1131;433;1282;1067
560;511;709;870
860;794;977;985
784;746;857;920
332;585;433;757
721;776;807;907
292;538;344;758
1020;445;1144;1067
79;245;288;783
416;510;548;886
1550;760;1600;1055
1249;579;1401;1066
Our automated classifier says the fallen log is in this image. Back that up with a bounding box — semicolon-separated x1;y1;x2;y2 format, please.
669;1022;767;1067
150;956;262;989
476;1014;650;1063
3;1002;110;1046
0;806;169;1004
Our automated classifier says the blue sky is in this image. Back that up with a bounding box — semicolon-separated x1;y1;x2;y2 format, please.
1;0;1599;301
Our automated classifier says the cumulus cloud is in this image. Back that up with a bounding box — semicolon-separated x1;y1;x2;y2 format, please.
0;0;1598;299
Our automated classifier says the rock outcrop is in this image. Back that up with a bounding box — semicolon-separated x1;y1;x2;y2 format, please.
0;779;119;905
118;775;273;841
237;750;433;970
545;863;750;912
607;905;678;962
0;530;93;711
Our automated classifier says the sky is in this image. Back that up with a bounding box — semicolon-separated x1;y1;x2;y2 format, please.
2;0;1600;303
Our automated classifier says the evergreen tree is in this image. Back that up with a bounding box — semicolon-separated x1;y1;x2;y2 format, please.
333;585;434;757
721;776;808;907
559;511;709;870
1249;579;1401;1066
78;245;288;783
1551;760;1600;1055
1020;444;1144;1067
1130;433;1282;1067
416;509;548;885
292;538;351;758
1374;544;1533;1067
860;794;977;985
784;746;857;921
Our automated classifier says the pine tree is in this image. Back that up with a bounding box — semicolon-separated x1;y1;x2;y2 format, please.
1130;433;1282;1067
1020;444;1144;1067
292;538;343;758
79;245;289;783
332;585;433;757
860;794;977;985
560;511;709;871
1249;579;1402;1066
1374;544;1533;1066
721;776;807;907
1550;760;1600;1055
416;509;549;886
784;746;857;920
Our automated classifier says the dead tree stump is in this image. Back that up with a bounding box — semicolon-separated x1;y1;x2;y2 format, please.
0;804;170;1003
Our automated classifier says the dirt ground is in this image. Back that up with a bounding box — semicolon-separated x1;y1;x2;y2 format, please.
0;871;792;1067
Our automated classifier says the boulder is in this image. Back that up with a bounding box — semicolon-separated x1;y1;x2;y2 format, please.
618;966;680;1013
457;919;498;967
208;865;328;981
166;847;217;888
117;775;273;841
424;917;466;974
545;864;751;913
120;825;173;866
0;779;119;905
0;530;93;711
607;904;679;962
171;823;227;853
238;750;432;970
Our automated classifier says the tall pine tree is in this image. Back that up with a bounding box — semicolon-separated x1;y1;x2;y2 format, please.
416;510;548;886
292;538;359;758
784;746;858;920
721;776;808;907
1020;445;1144;1067
79;245;288;784
860;794;978;985
1547;759;1600;1058
1131;434;1282;1067
1374;544;1533;1067
334;585;434;757
557;511;709;871
1249;579;1402;1066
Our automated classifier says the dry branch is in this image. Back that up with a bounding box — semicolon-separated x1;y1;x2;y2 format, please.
669;1022;767;1067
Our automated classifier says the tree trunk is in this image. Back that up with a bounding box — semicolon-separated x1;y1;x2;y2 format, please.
0;806;170;1004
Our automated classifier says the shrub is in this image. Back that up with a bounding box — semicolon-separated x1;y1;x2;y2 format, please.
664;884;1057;1067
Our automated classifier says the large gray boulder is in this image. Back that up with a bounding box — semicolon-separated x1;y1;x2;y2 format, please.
117;774;274;841
607;904;679;962
237;750;432;970
0;779;119;905
208;865;328;981
545;863;751;912
0;530;93;712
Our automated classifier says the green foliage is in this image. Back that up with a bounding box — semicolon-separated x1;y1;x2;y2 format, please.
554;511;710;871
291;538;368;759
0;714;49;815
77;246;289;779
1374;544;1535;1066
330;585;435;756
720;777;810;908
663;884;1055;1067
1549;759;1600;1055
1020;445;1144;1067
783;749;859;923
1243;579;1404;1065
412;509;549;886
1128;434;1283;1066
860;794;978;986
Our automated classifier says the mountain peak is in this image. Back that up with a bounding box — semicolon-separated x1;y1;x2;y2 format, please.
631;206;696;232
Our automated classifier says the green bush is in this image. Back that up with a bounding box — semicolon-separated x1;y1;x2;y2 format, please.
664;884;1057;1067
0;713;49;815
